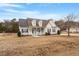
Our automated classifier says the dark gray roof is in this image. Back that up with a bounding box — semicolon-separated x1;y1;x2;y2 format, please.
19;19;28;27
42;20;49;27
19;18;49;27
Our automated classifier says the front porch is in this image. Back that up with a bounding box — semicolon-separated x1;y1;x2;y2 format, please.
32;27;44;36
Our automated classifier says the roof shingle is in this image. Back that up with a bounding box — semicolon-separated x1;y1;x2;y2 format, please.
19;18;49;27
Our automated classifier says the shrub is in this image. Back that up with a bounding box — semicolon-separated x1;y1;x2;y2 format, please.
17;31;21;37
45;32;50;35
57;30;61;35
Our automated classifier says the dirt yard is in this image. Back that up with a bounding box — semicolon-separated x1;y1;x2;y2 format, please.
0;33;79;56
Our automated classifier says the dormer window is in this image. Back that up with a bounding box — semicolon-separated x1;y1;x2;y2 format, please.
32;20;36;27
38;20;42;27
52;27;56;32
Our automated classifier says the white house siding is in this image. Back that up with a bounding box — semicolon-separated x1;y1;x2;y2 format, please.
19;26;32;35
44;26;59;34
51;27;60;34
44;20;60;34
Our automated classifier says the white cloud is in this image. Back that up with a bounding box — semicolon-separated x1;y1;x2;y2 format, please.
0;3;23;8
4;9;18;13
4;8;40;14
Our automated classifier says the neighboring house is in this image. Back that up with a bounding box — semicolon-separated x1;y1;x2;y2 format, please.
66;27;79;33
66;22;79;33
19;18;60;36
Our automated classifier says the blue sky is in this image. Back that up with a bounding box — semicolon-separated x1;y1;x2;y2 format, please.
0;3;79;21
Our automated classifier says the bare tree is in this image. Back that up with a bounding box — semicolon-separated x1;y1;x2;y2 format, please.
64;14;77;36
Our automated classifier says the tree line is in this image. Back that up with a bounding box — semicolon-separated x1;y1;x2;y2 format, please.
0;18;19;33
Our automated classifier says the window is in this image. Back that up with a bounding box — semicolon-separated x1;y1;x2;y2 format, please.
32;20;36;26
22;29;28;33
52;29;56;32
52;27;56;32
